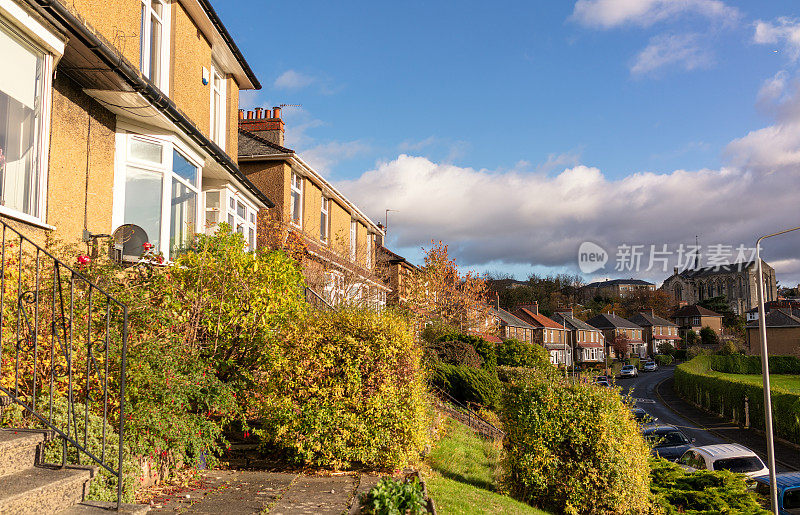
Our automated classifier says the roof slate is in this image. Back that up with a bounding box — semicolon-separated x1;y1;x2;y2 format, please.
550;312;599;332
628;312;678;328
746;309;800;328
586;313;643;330
672;304;722;318
492;308;536;329
238;128;295;157
513;308;565;330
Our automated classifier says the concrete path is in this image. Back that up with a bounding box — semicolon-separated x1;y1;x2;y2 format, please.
147;470;380;514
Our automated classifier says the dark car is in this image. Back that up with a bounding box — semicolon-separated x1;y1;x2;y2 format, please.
642;425;694;461
631;407;657;426
753;472;800;515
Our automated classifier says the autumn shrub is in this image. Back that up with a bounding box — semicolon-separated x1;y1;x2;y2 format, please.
429;339;483;367
501;374;652;514
650;458;767;514
688;345;711;360
653;354;673;366
256;308;431;469
431;363;500;408
657;342;676;356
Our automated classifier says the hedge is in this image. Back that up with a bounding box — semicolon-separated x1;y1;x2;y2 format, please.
708;354;800;375
653;354;673;366
674;356;800;444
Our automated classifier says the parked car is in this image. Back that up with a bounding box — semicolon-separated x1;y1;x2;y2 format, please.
593;378;612;388
642;361;658;372
619;365;638;378
678;444;769;478
642;425;693;461
631;407;658;426
753;472;800;515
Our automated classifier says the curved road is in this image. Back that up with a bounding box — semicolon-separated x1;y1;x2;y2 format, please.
616;366;796;472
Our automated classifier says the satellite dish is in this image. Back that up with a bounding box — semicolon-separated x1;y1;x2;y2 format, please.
111;225;149;262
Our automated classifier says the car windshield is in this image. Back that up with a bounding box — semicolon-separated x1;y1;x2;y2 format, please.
649;431;689;447
784;488;800;511
622;366;634;371
713;456;763;473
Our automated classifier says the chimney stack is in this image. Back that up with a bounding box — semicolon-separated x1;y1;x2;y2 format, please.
556;307;574;317
238;105;285;147
514;301;539;315
238;109;244;120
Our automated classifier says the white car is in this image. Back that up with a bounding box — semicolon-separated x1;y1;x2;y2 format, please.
642;361;658;372
619;365;638;378
678;444;769;478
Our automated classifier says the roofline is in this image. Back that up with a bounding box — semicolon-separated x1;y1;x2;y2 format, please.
239;153;384;234
193;0;261;89
30;0;274;208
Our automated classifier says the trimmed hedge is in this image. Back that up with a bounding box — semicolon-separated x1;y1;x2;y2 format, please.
653;354;674;366
431;363;500;408
674;356;800;444
501;376;652;514
708;354;800;375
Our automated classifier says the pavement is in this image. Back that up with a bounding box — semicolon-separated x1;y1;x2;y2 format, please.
145;470;379;514
618;366;800;472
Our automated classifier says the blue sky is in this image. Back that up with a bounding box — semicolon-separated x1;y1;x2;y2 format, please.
219;0;800;286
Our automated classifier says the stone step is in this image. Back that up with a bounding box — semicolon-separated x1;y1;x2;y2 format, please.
58;500;150;514
0;429;45;478
0;465;93;514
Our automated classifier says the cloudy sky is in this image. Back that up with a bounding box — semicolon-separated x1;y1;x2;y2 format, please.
219;0;800;287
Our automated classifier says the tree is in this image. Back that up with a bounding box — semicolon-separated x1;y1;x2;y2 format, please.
611;332;631;360
698;295;739;328
406;241;492;333
699;326;720;347
657;342;676;356
684;329;699;347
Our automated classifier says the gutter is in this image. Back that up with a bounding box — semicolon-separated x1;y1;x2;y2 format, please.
31;0;274;208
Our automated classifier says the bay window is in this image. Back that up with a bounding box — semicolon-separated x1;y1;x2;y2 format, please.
0;18;52;221
140;0;169;91
204;186;257;250
116;133;200;259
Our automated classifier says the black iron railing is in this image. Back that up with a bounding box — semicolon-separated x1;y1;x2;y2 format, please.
304;286;334;310
430;385;505;440
0;220;128;509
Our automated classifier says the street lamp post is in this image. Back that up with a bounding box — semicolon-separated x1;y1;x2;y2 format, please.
755;224;800;514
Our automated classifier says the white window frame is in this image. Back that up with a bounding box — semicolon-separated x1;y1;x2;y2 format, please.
203;185;257;250
320;196;329;244
209;62;226;149
290;172;303;227
366;231;372;268
0;4;64;228
350;219;357;261
139;0;170;93
112;130;202;260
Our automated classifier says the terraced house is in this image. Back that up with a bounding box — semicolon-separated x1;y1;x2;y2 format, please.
511;302;570;365
551;308;605;365
0;0;271;257
238;108;388;308
587;312;646;359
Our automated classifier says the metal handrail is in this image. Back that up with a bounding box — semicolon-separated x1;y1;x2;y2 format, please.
304;286;334;310
0;221;128;509
430;384;505;439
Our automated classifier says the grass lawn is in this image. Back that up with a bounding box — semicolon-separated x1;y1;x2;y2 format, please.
709;372;800;392
424;420;550;515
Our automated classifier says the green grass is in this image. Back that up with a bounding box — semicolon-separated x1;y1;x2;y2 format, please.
709;371;800;392
424;420;550;515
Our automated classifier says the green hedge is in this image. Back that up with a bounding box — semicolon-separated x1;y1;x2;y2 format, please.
501;375;652;514
674;356;800;444
708;354;800;375
653;354;674;366
432;363;500;408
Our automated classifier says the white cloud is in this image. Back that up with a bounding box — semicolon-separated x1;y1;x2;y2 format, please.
274;70;317;90
299;141;371;176
630;33;712;76
336;81;800;286
754;17;800;61
571;0;740;29
398;136;470;163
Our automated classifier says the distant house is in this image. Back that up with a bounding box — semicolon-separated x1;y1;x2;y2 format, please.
671;304;723;339
745;300;800;322
511;302;570;366
491;307;537;344
580;278;655;302
628;311;680;355
551;308;605;364
745;309;800;356
374;237;419;305
586;313;646;359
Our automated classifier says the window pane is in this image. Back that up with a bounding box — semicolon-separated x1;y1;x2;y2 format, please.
130;138;162;163
172;149;197;184
152;0;163;18
227;213;234;226
149;15;161;84
124;167;162;250
170;177;196;256
291;191;301;223
237;201;246;219
0;24;43;217
248;227;254;249
229;197;235;210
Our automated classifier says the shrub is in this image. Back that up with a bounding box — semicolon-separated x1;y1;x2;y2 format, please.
657;342;676;356
685;330;699;347
674;349;688;362
256;308;431;469
360;477;428;515
650;458;767;514
716;339;744;356
420;320;459;345
700;326;720;347
708;354;800;375
653;354;674;366
688;345;711;360
675;356;800;444
429;339;483;367
436;333;497;371
501;375;652;514
432;363;500;408
496;339;552;371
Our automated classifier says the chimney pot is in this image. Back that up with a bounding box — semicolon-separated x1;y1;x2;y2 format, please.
238;109;244;120
254;107;263;118
273;106;281;119
246;111;254;120
264;109;272;119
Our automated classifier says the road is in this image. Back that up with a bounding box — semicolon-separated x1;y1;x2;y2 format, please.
616;366;797;472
